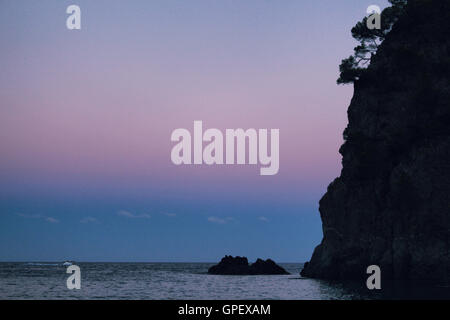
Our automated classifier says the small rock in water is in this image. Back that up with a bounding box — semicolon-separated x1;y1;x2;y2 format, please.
208;255;289;275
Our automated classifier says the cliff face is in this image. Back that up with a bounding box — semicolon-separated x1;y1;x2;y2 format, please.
301;0;450;282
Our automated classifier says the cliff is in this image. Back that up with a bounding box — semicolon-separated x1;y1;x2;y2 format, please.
301;0;450;283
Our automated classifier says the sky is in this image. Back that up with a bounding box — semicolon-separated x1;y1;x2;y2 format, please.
0;0;390;262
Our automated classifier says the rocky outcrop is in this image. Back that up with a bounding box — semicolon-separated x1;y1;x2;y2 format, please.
208;256;289;275
208;256;250;275
301;0;450;283
250;258;289;275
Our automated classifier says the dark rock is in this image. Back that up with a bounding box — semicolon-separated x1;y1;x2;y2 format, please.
249;258;289;275
208;255;289;275
301;0;450;283
300;262;309;277
208;256;250;275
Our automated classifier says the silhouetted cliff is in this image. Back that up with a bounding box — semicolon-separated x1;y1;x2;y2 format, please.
301;0;450;283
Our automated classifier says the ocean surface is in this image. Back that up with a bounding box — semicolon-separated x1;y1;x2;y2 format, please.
0;262;448;300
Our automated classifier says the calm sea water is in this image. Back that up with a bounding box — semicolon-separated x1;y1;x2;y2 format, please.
0;262;448;300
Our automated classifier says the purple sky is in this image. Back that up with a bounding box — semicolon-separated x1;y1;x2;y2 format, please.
0;0;389;262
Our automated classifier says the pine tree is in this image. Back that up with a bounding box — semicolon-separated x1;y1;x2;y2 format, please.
337;0;408;84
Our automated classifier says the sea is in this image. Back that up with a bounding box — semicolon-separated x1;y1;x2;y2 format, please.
0;262;448;300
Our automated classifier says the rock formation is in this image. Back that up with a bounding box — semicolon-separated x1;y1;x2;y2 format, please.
301;0;450;283
208;256;289;275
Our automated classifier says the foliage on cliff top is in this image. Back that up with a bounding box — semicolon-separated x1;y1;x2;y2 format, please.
337;0;408;84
